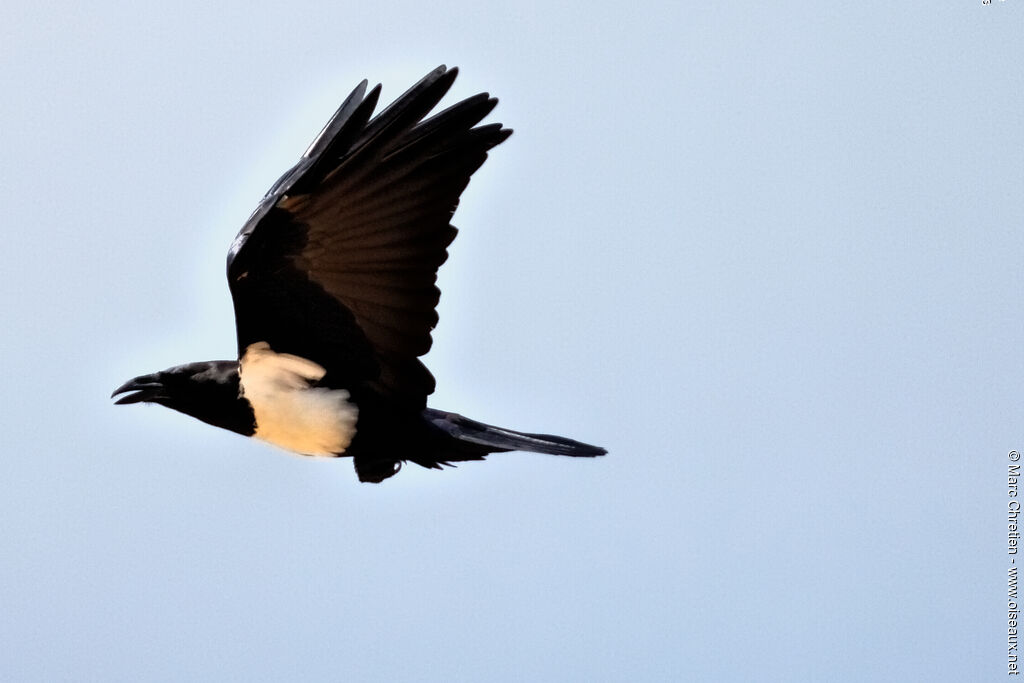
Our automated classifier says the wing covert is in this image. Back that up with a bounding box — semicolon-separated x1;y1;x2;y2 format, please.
227;66;511;407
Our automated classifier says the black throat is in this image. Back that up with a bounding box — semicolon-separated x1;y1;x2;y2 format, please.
163;362;256;437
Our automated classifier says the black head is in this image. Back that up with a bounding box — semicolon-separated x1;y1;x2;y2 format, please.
112;360;255;436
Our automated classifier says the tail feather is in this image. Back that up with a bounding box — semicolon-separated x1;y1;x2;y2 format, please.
424;408;606;457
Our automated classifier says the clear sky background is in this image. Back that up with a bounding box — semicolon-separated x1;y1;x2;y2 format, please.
0;2;1020;681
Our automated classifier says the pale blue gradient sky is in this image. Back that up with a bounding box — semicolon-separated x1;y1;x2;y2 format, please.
0;2;1020;680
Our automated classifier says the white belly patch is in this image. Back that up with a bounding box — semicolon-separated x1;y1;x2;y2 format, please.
238;342;358;456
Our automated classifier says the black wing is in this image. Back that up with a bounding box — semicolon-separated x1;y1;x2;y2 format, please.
226;66;512;408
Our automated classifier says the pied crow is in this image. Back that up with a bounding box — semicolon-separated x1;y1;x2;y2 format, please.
112;66;605;483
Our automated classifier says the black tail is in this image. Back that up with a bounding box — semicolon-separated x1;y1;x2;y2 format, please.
423;409;607;458
351;409;605;483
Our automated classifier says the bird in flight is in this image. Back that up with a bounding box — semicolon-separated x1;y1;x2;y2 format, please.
112;65;605;483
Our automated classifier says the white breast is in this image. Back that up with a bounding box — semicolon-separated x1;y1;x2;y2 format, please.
238;342;358;456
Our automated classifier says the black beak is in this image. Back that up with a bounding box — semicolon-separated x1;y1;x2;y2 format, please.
111;373;165;405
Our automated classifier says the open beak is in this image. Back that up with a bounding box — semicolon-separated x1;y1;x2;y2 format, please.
111;373;165;405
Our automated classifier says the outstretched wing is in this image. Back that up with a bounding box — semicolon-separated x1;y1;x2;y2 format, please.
226;66;511;408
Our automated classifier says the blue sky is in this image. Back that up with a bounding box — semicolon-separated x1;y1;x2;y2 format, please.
1;1;1020;680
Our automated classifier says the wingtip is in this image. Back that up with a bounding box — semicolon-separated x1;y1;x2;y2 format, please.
426;64;451;80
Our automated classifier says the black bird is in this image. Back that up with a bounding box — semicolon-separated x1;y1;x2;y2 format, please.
112;66;605;483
